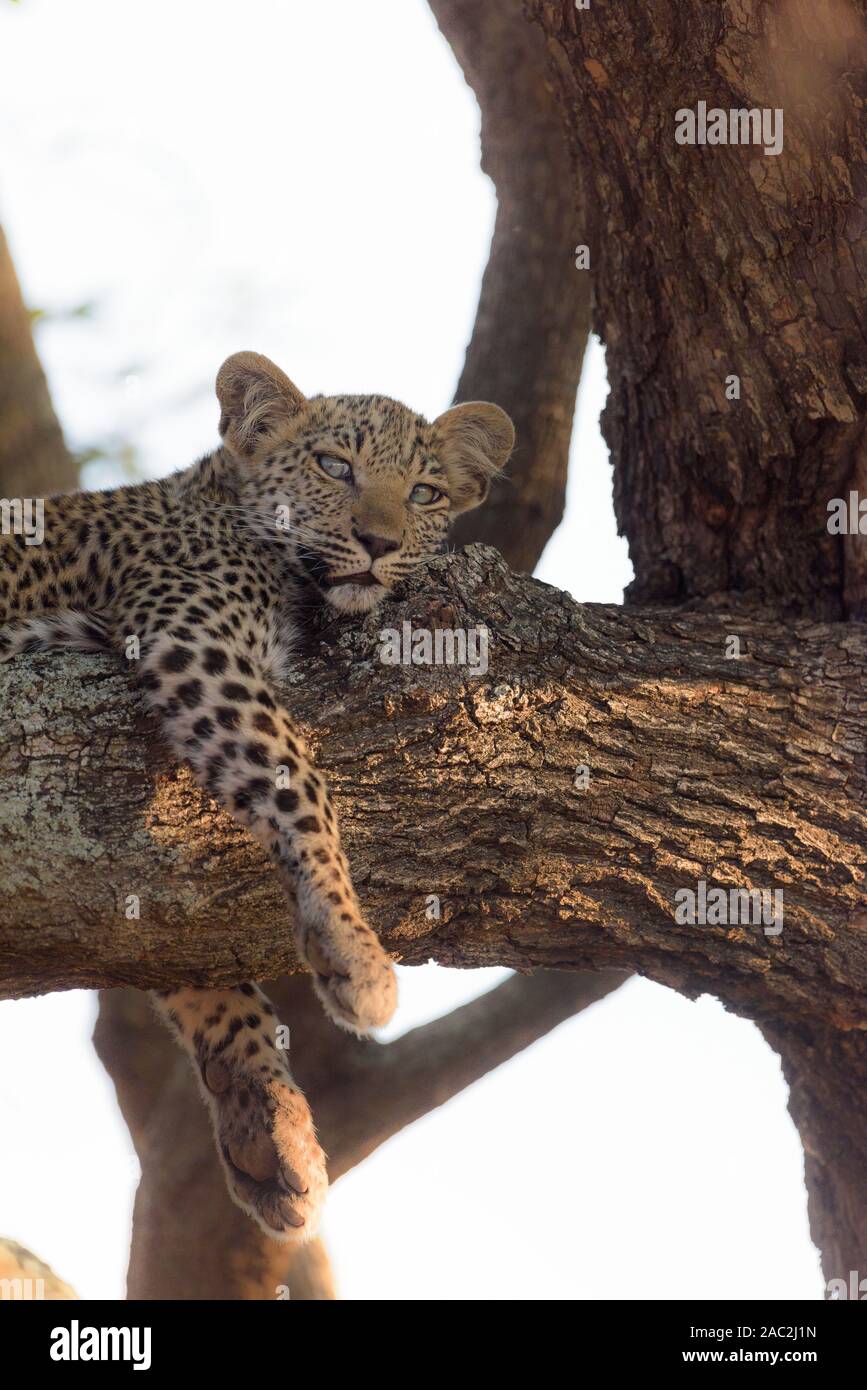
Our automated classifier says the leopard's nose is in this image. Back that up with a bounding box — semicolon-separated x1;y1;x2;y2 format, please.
355;530;400;561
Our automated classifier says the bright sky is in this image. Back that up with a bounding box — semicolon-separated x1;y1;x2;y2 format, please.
0;0;821;1300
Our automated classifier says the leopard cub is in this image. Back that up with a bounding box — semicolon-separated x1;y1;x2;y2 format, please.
0;352;514;1240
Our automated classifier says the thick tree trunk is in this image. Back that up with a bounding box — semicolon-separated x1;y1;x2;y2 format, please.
529;0;867;618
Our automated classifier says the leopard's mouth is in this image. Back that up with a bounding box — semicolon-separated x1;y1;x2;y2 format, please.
298;549;384;591
328;571;383;588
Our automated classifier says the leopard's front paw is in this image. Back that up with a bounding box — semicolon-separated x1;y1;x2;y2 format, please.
202;1055;327;1243
299;903;397;1035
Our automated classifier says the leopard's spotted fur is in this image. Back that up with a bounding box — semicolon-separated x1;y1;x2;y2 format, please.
0;352;514;1241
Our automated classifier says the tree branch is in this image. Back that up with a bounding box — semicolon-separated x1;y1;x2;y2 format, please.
312;967;630;1179
429;0;591;572
4;548;863;1032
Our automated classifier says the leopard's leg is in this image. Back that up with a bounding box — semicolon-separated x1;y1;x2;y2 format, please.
120;574;397;1035
3;583;397;1030
3;575;394;1235
0;602;328;1237
152;982;327;1241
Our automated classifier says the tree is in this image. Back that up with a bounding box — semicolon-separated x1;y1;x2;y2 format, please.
1;0;865;1293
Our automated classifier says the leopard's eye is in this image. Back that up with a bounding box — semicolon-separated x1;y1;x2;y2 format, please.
317;454;353;482
409;483;443;505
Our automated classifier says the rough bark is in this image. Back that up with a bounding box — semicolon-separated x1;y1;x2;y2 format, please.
3;549;863;1021
430;0;591;572
529;0;867;618
93;967;625;1299
2;547;865;1274
0;226;78;499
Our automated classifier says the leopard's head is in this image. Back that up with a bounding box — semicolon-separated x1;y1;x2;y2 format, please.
215;351;514;613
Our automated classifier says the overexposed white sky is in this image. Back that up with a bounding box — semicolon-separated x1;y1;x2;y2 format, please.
0;0;821;1300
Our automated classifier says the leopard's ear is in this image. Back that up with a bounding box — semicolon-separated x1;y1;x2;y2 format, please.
216;352;306;457
432;401;515;513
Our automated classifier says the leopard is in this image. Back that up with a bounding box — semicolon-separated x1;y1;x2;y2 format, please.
0;351;514;1242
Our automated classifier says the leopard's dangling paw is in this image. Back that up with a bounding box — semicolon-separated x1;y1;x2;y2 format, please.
201;1052;327;1242
298;894;397;1035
